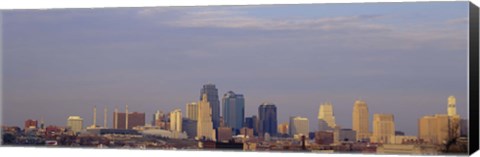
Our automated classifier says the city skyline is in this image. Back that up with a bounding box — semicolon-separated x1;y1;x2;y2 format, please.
2;2;469;136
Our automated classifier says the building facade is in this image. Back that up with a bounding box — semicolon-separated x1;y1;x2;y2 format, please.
200;84;220;129
245;116;259;136
67;116;83;133
197;93;216;141
24;119;38;129
289;116;309;138
258;102;278;137
352;100;370;141
418;114;460;144
186;102;198;121
222;91;245;134
371;114;395;144
318;102;336;131
170;109;182;133
278;123;289;136
114;112;146;129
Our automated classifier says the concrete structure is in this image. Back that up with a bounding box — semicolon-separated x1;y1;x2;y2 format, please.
258;102;277;137
222;91;245;133
371;114;395;144
418;114;460;144
170;109;182;134
277;123;289;136
289;116;309;138
24;119;38;129
186;102;198;121
352;100;370;141
103;106;108;128
67;116;83;133
200;84;220;129
141;129;188;139
217;127;233;142
318;102;336;131
197;93;216;141
447;95;457;116
114;107;118;129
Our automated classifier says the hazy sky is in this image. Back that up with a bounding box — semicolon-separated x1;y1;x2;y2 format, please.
2;2;469;136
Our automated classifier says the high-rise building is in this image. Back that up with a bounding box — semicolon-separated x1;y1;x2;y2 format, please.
447;95;457;116
186;102;198;121
338;128;357;142
258;102;277;137
67;116;83;133
245;116;259;136
318;102;336;131
200;84;220;129
371;114;395;144
418;114;460;144
170;109;182;133
24;119;38;129
278;123;289;136
352;100;370;140
197;93;216;141
240;127;254;138
222;91;245;133
289;116;309;138
114;111;146;129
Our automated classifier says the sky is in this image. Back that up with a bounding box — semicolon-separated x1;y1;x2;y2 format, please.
1;1;470;136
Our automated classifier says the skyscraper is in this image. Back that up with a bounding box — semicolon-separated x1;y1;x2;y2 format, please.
371;114;395;144
352;100;370;140
258;102;277;137
222;91;245;133
186;102;198;121
289;116;310;138
67;116;83;133
197;93;216;141
318;102;336;131
448;95;457;116
278;123;289;136
200;84;220;129
170;109;182;132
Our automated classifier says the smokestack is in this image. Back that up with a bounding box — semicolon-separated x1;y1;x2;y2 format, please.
125;104;129;129
114;107;118;129
93;105;97;127
104;106;107;128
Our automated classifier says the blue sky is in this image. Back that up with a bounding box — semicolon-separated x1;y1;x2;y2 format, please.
2;2;469;136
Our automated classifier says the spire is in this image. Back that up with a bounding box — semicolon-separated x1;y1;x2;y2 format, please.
125;104;129;129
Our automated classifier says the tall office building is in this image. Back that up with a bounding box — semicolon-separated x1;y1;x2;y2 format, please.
200;84;220;129
170;109;182;132
352;100;370;140
447;95;457;116
186;102;198;121
245;116;259;136
258;102;278;137
289;116;310;138
67;116;83;133
222;91;245;133
418;114;460;144
182;118;197;139
371;114;395;144
318;102;336;131
197;94;216;141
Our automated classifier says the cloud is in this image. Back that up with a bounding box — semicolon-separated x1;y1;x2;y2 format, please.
151;9;392;32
